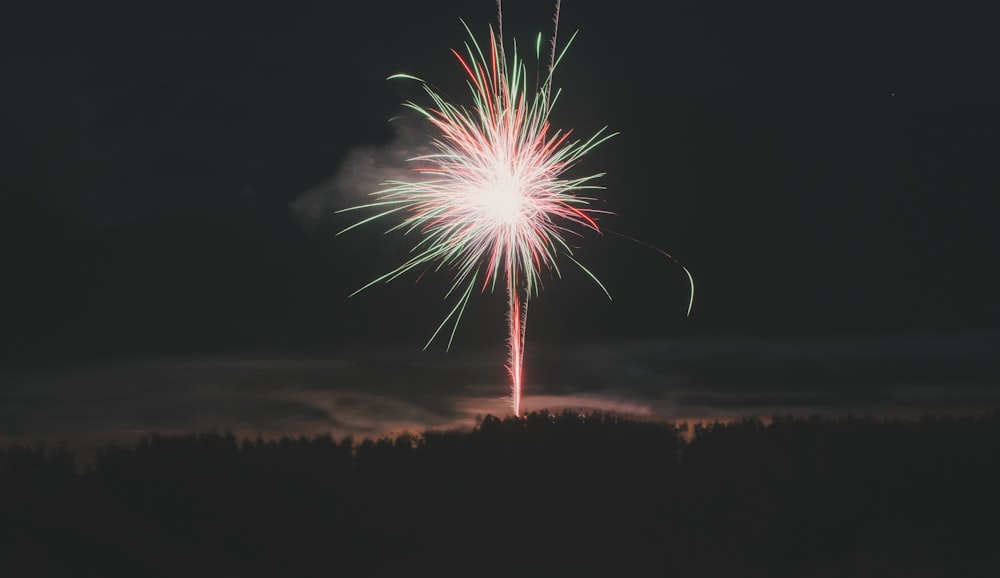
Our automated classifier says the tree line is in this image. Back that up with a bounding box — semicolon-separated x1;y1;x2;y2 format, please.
2;410;998;577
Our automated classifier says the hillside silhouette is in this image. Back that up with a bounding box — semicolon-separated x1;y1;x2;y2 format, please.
2;411;999;577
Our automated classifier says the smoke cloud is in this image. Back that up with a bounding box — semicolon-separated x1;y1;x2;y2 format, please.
291;121;434;231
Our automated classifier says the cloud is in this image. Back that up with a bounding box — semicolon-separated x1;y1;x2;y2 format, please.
2;332;998;450
290;121;434;232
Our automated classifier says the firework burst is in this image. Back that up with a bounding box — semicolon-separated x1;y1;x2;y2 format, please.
339;1;616;416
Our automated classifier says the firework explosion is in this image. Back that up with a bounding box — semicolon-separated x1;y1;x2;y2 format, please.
339;1;615;416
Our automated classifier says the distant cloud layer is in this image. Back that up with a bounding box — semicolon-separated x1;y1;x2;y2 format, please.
3;332;998;452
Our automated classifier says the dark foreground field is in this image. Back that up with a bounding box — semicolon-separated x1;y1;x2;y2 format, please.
3;411;999;577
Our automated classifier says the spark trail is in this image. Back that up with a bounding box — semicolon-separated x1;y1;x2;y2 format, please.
339;1;636;416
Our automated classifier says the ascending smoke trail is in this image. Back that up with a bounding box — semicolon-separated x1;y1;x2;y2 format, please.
338;1;631;416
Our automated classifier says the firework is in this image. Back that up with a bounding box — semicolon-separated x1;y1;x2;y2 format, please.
339;1;616;416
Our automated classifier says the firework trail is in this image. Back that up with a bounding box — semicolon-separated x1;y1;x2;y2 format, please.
340;1;686;416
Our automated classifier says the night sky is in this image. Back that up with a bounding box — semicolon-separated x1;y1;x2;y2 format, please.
2;0;998;445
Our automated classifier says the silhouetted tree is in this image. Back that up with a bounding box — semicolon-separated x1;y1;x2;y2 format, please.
2;412;999;577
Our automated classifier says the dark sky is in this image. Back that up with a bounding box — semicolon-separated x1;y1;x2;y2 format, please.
2;0;998;440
